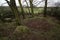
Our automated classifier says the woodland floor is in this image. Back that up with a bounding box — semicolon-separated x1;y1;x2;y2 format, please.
0;16;60;40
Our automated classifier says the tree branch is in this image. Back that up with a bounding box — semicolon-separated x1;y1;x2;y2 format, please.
5;0;10;4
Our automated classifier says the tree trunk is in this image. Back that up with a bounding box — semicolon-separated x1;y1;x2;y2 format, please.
44;0;47;17
5;0;21;25
18;0;25;19
25;0;31;14
29;0;34;17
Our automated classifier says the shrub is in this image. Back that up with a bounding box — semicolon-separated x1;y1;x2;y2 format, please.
47;7;60;20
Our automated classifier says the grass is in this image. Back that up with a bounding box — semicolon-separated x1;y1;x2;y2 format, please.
0;7;60;40
0;16;60;40
18;8;44;14
14;17;60;40
0;37;9;40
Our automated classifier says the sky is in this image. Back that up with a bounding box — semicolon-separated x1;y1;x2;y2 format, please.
0;0;60;7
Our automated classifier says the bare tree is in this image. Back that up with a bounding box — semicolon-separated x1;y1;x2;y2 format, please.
33;0;44;6
5;0;21;25
25;0;31;14
44;0;47;17
18;0;25;19
29;0;34;17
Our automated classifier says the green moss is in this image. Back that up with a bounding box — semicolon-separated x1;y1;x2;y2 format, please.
15;26;30;33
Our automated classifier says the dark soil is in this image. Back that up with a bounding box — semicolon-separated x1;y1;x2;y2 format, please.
0;17;60;40
24;18;54;32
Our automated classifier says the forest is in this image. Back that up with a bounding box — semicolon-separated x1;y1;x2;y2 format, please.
0;0;60;40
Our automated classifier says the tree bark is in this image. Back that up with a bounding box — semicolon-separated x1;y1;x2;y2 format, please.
18;0;25;19
44;0;47;17
25;0;31;14
5;0;21;25
29;0;34;17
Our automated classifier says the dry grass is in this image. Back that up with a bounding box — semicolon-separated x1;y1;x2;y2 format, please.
0;17;60;40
